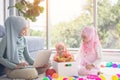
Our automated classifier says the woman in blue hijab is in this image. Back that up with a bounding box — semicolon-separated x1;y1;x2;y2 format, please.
0;16;39;79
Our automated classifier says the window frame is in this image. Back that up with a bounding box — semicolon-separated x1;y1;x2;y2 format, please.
11;0;120;52
47;0;97;50
47;0;120;52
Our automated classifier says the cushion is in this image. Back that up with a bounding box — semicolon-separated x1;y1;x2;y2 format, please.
0;25;5;37
6;68;38;79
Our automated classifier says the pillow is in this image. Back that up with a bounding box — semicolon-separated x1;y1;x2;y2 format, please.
0;25;5;37
7;68;38;79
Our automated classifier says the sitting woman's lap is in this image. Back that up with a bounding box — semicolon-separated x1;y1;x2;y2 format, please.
6;67;38;79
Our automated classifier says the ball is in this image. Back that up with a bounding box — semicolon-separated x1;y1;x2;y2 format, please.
45;69;56;76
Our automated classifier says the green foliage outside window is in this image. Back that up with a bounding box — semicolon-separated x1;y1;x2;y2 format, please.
50;0;120;48
29;0;120;49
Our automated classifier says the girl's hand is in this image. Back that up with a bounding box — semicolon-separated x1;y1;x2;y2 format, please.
86;64;95;70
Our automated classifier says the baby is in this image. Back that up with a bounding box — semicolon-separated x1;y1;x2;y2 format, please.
54;42;74;62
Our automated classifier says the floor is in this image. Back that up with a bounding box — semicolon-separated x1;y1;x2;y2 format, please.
99;62;120;80
1;62;120;80
1;52;120;80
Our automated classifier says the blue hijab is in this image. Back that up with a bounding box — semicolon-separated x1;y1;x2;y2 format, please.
5;16;27;64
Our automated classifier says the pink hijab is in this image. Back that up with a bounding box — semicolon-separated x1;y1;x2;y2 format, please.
80;26;101;54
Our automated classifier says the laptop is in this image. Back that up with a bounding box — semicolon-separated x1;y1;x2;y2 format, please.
19;50;51;69
33;50;52;67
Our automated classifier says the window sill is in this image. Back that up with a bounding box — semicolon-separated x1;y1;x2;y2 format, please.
50;48;120;53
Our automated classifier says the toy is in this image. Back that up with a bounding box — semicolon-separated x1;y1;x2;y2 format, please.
106;62;113;67
68;77;75;80
52;73;59;78
111;74;120;80
86;74;101;80
112;63;118;68
117;74;120;78
112;75;118;80
57;77;64;80
101;62;120;68
118;64;120;68
100;65;105;68
96;78;102;80
63;77;69;80
73;76;79;79
78;78;84;80
99;75;106;80
43;77;50;80
87;74;99;79
45;69;56;76
57;57;66;62
52;61;78;76
47;75;52;80
65;63;72;67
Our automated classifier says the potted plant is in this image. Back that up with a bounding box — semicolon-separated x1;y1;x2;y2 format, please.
8;0;44;22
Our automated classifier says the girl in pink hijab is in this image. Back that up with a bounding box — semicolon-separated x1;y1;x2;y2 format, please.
54;42;74;62
77;26;102;75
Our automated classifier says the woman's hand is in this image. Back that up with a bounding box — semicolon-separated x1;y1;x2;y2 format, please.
15;62;29;69
19;62;29;66
15;64;24;69
85;64;95;70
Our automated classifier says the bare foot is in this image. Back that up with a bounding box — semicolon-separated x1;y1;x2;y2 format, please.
97;72;103;75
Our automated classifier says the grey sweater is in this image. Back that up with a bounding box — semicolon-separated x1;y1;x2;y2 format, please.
0;36;34;69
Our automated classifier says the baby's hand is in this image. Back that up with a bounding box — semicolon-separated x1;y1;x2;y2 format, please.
65;57;71;61
57;57;65;62
65;56;74;62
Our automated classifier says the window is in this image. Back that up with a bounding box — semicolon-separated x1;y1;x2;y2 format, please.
0;0;9;25
49;0;94;48
0;0;4;25
98;0;120;49
27;0;120;50
29;0;47;48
